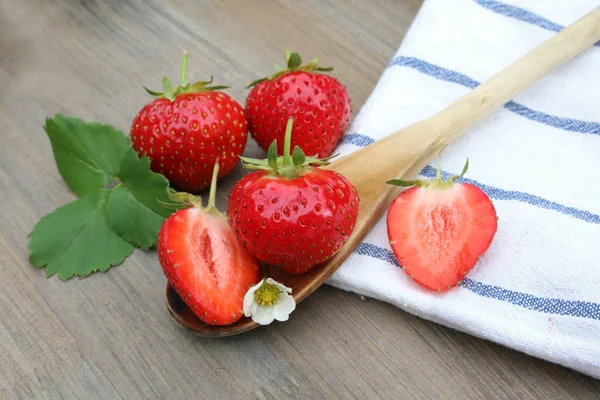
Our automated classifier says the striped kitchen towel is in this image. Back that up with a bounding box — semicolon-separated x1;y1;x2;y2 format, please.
328;0;600;378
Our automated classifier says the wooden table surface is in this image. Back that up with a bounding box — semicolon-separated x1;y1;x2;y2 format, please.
1;0;599;398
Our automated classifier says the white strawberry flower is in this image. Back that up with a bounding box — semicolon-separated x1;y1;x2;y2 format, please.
243;278;296;325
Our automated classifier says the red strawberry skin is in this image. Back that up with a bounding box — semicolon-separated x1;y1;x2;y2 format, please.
386;183;497;291
158;207;261;325
245;71;351;158
130;92;248;192
227;168;359;274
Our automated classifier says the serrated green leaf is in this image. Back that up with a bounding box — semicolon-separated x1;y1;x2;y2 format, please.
105;149;174;249
44;114;130;197
28;190;134;281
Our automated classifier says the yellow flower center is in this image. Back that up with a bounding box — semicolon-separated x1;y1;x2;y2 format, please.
254;282;280;307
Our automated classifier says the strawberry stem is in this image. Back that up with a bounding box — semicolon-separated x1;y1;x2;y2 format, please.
247;50;334;88
206;159;220;211
238;117;335;177
435;145;447;181
435;157;442;181
180;50;189;86
282;118;294;169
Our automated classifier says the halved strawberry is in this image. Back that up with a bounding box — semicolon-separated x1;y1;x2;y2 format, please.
158;161;261;325
386;158;497;292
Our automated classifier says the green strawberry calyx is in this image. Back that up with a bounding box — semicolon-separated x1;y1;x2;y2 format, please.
158;159;225;217
239;117;337;179
386;147;469;190
144;50;230;101
247;50;334;88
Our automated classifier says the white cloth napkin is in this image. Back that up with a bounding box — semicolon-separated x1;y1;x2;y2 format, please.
328;0;600;378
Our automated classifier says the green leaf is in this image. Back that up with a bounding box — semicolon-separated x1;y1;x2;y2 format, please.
267;140;278;171
239;155;269;166
105;149;174;249
292;146;306;167
190;76;214;86
31;114;180;280
246;77;269;88
386;179;422;187
454;158;469;180
201;85;230;91
143;86;164;97
44;115;130;197
287;52;302;69
162;76;172;92
28;190;134;281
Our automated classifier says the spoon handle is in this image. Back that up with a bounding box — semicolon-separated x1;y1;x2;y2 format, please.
425;5;600;152
330;6;600;200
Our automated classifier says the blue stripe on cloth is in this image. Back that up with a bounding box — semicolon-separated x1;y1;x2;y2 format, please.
388;56;600;135
353;242;600;321
460;278;600;319
474;0;563;32
339;133;375;147
420;166;600;225
338;133;600;225
474;0;600;46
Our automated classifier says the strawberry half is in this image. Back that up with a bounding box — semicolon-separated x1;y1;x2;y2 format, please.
386;158;498;292
158;160;261;325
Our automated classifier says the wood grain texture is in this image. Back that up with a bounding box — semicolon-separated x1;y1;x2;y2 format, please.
0;0;598;399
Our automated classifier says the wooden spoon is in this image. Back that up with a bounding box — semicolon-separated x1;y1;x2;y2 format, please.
166;6;600;336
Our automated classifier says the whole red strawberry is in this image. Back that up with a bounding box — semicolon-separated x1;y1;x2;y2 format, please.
245;50;351;158
228;118;359;274
158;160;261;325
130;51;248;192
386;158;498;292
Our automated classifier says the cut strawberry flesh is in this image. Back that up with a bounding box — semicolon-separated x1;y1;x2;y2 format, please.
386;184;497;291
159;208;260;324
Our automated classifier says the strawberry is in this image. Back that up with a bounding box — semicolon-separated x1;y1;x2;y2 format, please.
158;160;261;325
130;51;248;193
227;117;359;274
386;158;498;292
245;50;351;158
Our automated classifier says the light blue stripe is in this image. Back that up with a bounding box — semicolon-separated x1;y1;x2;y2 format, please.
339;132;600;226
353;242;600;321
474;0;563;32
388;56;600;135
339;133;375;147
420;166;600;225
474;0;600;47
461;278;600;319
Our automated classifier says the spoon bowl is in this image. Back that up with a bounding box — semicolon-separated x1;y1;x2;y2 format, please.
165;261;333;336
165;6;600;336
